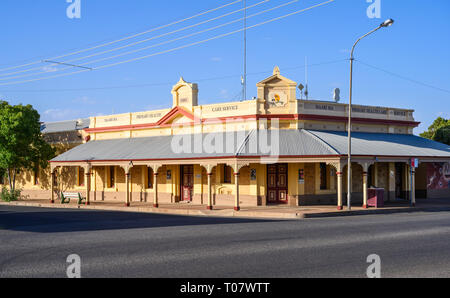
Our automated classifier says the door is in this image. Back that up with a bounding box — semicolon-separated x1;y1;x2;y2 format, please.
181;165;194;201
395;163;404;199
267;164;288;204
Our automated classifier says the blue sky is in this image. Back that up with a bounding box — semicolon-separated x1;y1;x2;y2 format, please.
0;0;449;134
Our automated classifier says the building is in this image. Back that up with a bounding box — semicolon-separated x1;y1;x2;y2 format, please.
10;67;450;210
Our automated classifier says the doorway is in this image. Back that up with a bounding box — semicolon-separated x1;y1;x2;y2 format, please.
181;165;194;201
267;164;288;204
395;163;405;199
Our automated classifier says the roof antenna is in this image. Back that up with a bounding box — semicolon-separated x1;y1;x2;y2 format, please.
304;56;309;100
242;0;247;102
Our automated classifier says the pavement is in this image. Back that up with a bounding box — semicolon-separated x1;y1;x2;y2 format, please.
0;204;449;278
1;197;450;220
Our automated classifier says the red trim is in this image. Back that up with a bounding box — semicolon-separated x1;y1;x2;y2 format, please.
125;203;130;207
234;207;240;211
157;106;195;125
86;202;90;206
298;114;420;127
363;204;368;209
153;204;159;208
207;206;213;210
85;106;195;133
336;172;343;175
84;112;420;133
51;200;55;204
337;206;343;210
50;153;450;164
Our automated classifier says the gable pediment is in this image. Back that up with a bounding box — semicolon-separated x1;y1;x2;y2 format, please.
157;106;194;126
256;67;297;87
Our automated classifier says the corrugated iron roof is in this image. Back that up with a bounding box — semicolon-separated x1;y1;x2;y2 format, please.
308;130;450;157
41;118;90;134
51;129;450;162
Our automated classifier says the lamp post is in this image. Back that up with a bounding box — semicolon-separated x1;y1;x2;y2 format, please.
347;19;394;211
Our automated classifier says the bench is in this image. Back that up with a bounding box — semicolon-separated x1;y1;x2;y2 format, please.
60;192;86;205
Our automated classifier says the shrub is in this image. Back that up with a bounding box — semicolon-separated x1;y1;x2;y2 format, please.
0;187;21;202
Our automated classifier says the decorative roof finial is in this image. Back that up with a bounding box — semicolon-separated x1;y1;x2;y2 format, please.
273;66;280;75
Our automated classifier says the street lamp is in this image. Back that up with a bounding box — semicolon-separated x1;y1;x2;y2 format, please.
346;19;394;211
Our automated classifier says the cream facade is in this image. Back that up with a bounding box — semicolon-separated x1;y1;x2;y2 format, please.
9;67;450;210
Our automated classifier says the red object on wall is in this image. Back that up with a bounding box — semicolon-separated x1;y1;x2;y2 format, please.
368;188;384;208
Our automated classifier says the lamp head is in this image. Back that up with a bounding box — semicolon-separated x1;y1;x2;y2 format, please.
381;18;394;28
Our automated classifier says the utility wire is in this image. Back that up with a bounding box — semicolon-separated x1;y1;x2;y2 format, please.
0;0;335;87
0;0;268;79
2;0;298;82
357;60;450;95
0;0;243;73
0;0;276;81
1;59;346;93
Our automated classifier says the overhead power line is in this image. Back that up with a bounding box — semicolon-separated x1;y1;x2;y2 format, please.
1;59;346;93
357;60;450;95
0;0;335;86
0;0;335;87
0;0;300;82
0;0;243;73
0;0;274;81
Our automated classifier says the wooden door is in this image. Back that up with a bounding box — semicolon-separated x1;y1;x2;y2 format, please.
267;164;288;204
395;163;404;199
181;165;194;201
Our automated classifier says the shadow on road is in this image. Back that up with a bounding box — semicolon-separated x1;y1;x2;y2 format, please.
0;206;275;234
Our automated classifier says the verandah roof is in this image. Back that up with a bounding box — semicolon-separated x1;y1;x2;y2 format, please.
50;129;450;163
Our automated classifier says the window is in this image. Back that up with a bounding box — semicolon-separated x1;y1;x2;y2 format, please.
223;165;232;184
320;163;328;190
78;167;85;187
34;167;40;185
0;170;4;185
368;165;374;188
109;166;115;188
147;167;153;189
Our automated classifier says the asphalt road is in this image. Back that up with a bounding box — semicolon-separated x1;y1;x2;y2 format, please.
0;205;449;278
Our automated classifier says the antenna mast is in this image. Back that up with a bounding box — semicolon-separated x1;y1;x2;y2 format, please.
242;0;247;101
305;56;309;100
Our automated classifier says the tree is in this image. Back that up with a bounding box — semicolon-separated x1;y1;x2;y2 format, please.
0;101;55;194
420;117;450;144
433;125;450;145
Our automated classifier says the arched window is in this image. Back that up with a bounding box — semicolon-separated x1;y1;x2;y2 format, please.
108;166;115;188
223;165;232;184
147;167;154;189
78;167;85;187
33;166;40;186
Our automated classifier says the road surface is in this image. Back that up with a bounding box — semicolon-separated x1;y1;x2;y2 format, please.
0;205;449;278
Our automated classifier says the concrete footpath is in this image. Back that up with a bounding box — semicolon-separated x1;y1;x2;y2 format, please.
1;198;450;220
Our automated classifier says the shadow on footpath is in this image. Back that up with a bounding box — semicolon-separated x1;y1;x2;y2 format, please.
0;205;275;234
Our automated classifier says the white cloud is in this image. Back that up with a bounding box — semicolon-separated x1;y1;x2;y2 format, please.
42;109;81;121
72;96;95;105
42;65;58;73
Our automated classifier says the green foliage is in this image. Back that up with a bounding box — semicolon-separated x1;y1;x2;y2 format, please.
1;187;21;202
433;125;450;145
0;100;56;192
420;117;450;143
